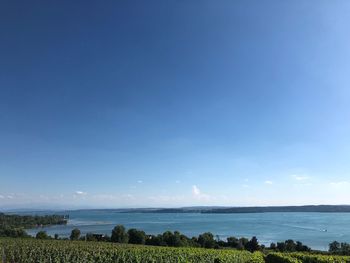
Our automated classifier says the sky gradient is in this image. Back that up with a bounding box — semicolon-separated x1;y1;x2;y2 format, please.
1;0;350;209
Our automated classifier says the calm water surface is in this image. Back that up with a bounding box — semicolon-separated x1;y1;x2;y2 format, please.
27;211;350;251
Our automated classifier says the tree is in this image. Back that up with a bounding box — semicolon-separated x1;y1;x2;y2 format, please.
111;225;129;243
0;227;28;238
237;237;249;250
198;232;216;248
70;228;81;241
227;236;239;248
162;231;189;247
127;228;146;244
86;233;97;241
285;239;296;252
270;243;277;250
146;234;166;246
190;237;201;247
340;242;350;255
296;241;310;252
246;236;260;252
54;233;59;240
277;242;286;252
36;231;49;239
329;241;341;253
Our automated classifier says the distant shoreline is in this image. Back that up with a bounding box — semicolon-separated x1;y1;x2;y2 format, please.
67;205;350;214
4;205;350;214
126;205;350;214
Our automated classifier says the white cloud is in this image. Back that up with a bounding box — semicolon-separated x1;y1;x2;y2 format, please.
192;185;201;196
137;180;143;184
264;180;273;185
73;191;87;198
192;185;211;201
242;184;249;188
0;195;4;199
292;174;310;181
175;180;181;184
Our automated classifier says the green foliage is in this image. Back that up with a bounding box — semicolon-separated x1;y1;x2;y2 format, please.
329;241;350;255
85;233;98;242
0;213;67;238
0;213;67;229
265;252;350;263
160;230;193;247
111;225;129;243
127;228;146;244
0;227;29;238
329;241;341;253
265;253;302;263
198;232;216;248
0;238;265;263
145;234;167;246
227;236;239;248
70;228;81;241
290;252;350;263
274;240;311;252
3;238;350;263
246;236;260;252
36;231;49;240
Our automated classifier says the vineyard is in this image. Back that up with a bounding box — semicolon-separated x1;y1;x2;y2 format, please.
0;238;264;263
1;238;350;263
265;252;350;263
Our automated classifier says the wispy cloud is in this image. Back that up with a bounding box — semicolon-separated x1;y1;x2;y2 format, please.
192;185;201;196
264;180;273;185
75;191;87;195
292;174;310;181
137;180;143;184
192;185;211;201
73;191;87;198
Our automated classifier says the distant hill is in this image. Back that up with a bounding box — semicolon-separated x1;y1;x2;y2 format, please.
123;205;350;213
6;205;350;214
201;205;350;213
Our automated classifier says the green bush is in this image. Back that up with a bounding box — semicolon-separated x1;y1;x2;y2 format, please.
265;253;301;263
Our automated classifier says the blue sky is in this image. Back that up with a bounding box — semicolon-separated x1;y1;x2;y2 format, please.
1;1;350;209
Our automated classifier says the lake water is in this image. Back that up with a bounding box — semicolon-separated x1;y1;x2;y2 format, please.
27;210;350;251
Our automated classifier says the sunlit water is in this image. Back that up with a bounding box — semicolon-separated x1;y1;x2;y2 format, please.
26;211;350;251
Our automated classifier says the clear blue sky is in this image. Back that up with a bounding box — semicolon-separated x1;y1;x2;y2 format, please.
1;1;350;209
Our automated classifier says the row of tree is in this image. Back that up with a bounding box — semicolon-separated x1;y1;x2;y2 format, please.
35;225;310;253
0;213;67;229
0;213;67;238
329;241;350;255
2;213;347;255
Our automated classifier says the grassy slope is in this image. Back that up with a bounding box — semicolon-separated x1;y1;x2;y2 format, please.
1;238;350;263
